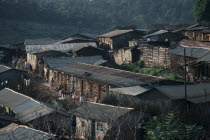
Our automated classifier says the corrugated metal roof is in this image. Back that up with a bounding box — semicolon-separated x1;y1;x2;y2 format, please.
28;49;66;55
110;86;151;96
0;65;11;73
0;44;16;49
70;102;134;122
0;88;68;122
99;29;133;38
0;123;53;140
59;37;96;44
197;51;210;63
26;42;97;53
44;56;106;68
169;46;209;58
144;30;168;37
201;30;210;33
24;38;59;45
155;83;210;103
53;63;165;87
186;26;209;31
71;33;98;39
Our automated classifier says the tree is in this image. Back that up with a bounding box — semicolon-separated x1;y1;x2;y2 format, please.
143;113;204;140
194;0;210;22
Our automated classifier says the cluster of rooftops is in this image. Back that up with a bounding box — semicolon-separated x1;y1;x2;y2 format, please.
0;23;210;139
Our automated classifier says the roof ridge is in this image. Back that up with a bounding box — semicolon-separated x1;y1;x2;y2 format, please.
0;65;11;69
77;63;165;80
87;102;134;110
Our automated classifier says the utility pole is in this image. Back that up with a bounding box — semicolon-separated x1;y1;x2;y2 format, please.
184;47;189;114
204;88;208;121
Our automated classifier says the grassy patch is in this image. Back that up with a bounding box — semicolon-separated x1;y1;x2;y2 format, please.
121;61;180;80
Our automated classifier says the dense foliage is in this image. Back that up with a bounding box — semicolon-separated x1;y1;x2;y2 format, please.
194;0;210;22
0;0;196;43
0;0;196;27
144;113;203;140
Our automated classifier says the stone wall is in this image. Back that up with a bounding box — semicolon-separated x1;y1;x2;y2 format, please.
51;71;116;102
139;46;171;68
113;48;132;65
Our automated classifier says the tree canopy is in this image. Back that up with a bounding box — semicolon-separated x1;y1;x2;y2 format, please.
194;0;210;23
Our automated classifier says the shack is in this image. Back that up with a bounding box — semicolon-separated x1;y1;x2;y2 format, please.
70;102;146;140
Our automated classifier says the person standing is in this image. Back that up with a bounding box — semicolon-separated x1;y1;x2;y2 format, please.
50;78;54;90
79;95;84;104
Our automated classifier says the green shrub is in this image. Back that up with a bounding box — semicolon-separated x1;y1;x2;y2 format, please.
143;113;203;140
121;62;181;81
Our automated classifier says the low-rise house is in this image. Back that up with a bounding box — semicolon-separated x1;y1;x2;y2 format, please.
50;63;175;102
0;65;24;90
70;102;146;140
123;30;182;68
27;50;68;70
0;44;16;63
44;56;107;81
184;24;210;42
169;46;210;82
98;29;145;51
0;88;70;135
0;123;54;140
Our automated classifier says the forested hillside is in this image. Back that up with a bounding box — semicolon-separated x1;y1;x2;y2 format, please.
0;0;196;43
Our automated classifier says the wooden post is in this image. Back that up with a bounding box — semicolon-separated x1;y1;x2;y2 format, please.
184;47;189;115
